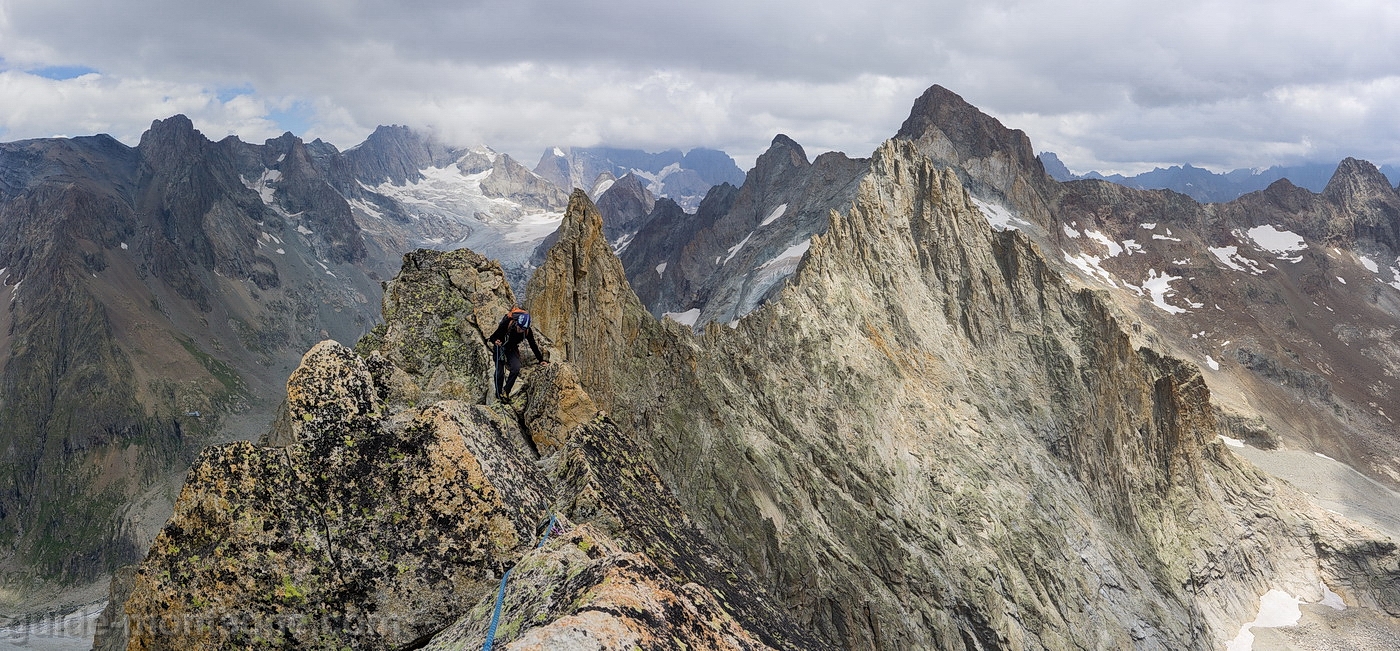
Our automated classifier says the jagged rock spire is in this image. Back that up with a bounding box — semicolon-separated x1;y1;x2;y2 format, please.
526;190;653;411
893;84;1055;226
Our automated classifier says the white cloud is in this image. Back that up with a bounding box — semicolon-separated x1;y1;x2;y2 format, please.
2;0;1400;173
0;71;285;143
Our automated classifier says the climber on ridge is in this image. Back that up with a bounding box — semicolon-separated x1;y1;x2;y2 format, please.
489;306;548;402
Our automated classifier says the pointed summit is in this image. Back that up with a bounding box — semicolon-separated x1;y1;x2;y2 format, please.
137;114;209;167
743;134;810;191
893;85;1052;224
339;125;459;186
1322;157;1395;202
595;172;657;239
895;85;1042;177
1321;157;1400;248
526;190;652;410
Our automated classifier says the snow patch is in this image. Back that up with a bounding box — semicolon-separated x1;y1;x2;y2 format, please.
552;147;565;158
1227;589;1302;651
1336;276;1347;285
1210;246;1266;274
1360;255;1380;273
1152;234;1182;242
973;198;1031;231
723;232;754;264
1085;230;1123;256
1219;435;1245;448
592;177;615;197
1142;269;1188;314
1315;452;1335;461
662;308;701;327
655;262;667;277
1319;582;1346;610
297;225;314;235
1121;239;1143;255
612;233;635;254
1246;225;1308;262
350;198;385;220
759;241;811;270
760;204;789;227
1063;225;1082;239
241;168;282;205
1206;356;1220;371
1140;222;1157;230
120;242;128;250
1064;252;1116;286
276;248;285;255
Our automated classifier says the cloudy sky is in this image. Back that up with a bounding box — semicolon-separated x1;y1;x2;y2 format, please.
2;0;1398;175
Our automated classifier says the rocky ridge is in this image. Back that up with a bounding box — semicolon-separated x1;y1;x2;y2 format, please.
105;243;824;650
618;134;868;326
547;144;1400;648
115;165;1399;649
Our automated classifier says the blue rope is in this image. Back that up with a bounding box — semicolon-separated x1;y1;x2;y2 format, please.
481;566;513;651
482;513;560;651
538;513;559;548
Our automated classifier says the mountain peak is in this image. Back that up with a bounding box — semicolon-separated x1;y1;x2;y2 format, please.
1323;157;1393;198
746;134;810;189
341;125;459;186
137;114;206;155
892;85;1049;219
526;190;650;411
895;85;1039;169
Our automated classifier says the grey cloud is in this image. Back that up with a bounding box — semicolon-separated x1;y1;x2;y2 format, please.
4;0;1400;175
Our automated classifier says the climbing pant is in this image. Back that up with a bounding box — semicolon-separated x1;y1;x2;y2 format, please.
494;343;523;398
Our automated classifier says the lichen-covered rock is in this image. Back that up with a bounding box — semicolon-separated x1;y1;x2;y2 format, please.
357;247;521;407
121;342;550;650
424;523;776;651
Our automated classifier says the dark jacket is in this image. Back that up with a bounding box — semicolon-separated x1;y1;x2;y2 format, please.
490;314;545;361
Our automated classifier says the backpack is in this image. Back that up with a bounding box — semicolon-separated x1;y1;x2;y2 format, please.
507;307;530;330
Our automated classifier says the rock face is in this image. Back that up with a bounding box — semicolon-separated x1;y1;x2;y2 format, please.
113;246;821;650
479;154;569;212
526;191;651;412
123;342;549;650
895;85;1056;227
530;143;1400;648
594;172;657;240
618;134;867;324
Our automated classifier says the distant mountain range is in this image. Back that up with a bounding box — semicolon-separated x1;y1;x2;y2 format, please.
0;117;744;608
1040;151;1400;203
533;145;745;212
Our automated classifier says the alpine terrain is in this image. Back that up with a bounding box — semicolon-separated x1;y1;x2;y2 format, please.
84;85;1400;650
0;113;744;639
